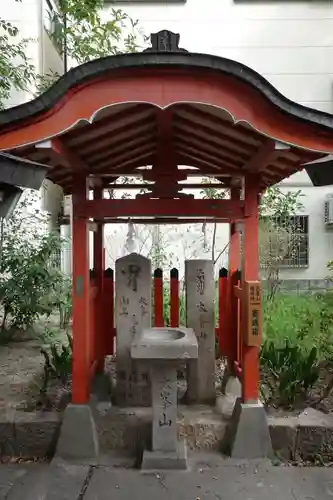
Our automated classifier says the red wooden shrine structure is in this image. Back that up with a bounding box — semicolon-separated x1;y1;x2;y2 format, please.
0;30;333;407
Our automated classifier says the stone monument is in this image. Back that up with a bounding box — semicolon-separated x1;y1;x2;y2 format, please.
131;326;198;470
185;259;215;404
115;253;151;406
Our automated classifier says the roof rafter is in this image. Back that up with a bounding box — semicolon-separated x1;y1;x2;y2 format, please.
35;138;88;171
245;140;290;173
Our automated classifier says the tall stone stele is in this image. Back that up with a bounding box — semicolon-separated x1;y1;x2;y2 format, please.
115;253;152;406
185;259;215;404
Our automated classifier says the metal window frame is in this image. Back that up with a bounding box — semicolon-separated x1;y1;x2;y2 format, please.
260;214;309;269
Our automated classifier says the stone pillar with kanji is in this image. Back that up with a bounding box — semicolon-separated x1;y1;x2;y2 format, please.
185;259;215;404
115;253;151;406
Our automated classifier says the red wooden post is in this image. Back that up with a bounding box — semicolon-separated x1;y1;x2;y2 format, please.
170;268;179;327
93;186;105;372
229;269;241;368
89;270;96;367
227;187;241;372
103;268;115;355
154;268;164;327
229;188;241;272
218;267;228;357
72;174;90;405
242;175;260;403
236;270;242;366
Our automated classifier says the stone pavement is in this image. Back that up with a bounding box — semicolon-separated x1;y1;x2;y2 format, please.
2;454;333;499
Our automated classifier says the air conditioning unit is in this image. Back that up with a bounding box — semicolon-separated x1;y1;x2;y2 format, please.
324;194;333;225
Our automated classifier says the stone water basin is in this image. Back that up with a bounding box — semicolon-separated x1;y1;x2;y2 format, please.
131;327;198;360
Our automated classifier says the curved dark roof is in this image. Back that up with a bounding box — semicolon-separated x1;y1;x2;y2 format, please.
0;153;48;189
1;30;333;132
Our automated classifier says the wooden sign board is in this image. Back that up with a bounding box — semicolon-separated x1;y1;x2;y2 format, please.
243;280;262;347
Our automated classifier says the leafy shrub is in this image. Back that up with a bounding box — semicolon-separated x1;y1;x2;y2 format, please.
46;276;72;330
41;333;72;393
260;340;320;407
263;292;333;362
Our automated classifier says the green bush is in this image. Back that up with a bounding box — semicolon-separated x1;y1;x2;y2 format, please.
41;333;72;393
260;291;333;407
260;339;320;407
263;292;333;361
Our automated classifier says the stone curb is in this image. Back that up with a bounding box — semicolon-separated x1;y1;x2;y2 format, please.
268;408;333;461
0;406;332;461
0;410;61;458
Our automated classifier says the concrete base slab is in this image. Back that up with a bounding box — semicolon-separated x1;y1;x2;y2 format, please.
54;404;99;461
225;398;273;459
141;441;187;471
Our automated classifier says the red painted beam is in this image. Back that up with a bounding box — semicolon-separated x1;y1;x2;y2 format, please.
76;198;244;219
36;137;88;171
103;183;228;190
60;217;238;225
245;140;281;173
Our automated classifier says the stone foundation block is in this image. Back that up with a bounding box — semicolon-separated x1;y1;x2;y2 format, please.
225;399;273;459
55;404;99;460
142;440;187;471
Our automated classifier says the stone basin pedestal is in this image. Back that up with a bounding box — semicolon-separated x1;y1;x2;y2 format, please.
131;327;198;470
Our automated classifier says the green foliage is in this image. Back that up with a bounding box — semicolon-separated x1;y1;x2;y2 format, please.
0;0;36;109
0;190;68;331
1;0;145;107
259;186;303;219
38;0;146;93
56;4;144;63
41;332;72;390
47;276;72;330
261;292;333;407
261;340;319;407
263;293;333;361
39;326;58;344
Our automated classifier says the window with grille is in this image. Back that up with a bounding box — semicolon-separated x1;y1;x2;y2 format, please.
260;215;309;269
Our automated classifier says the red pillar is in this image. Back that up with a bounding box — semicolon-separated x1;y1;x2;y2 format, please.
89;270;96;367
72;174;90;404
154;268;164;327
93;186;104;372
229;188;240;273
226;188;241;370
242;175;260;403
170;268;179;327
103;268;115;355
218;267;228;357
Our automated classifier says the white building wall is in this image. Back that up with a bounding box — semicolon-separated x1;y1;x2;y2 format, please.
0;1;65;230
0;0;63;106
2;1;333;281
99;0;333;281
